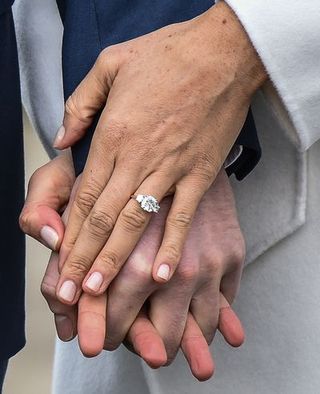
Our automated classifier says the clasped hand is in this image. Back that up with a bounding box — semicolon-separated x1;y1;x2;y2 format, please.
21;154;245;380
20;1;266;380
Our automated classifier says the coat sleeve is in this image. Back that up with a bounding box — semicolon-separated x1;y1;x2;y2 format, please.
224;0;320;151
13;0;64;158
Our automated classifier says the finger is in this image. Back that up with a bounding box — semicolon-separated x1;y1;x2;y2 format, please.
41;252;77;341
104;240;159;350
53;48;118;149
78;173;173;297
181;313;214;382
77;292;107;357
148;277;193;364
220;261;244;305
20;153;74;251
104;198;171;350
126;310;167;369
152;176;208;283
57;164;145;303
218;293;245;348
58;141;115;273
190;283;221;346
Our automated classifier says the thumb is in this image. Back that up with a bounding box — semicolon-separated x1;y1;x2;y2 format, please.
20;154;74;251
53;47;119;150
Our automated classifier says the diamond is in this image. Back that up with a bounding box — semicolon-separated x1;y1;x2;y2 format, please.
136;195;160;213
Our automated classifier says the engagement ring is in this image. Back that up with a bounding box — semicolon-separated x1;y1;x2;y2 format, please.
131;194;160;213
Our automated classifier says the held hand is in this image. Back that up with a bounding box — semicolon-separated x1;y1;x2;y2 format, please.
54;1;266;304
75;169;245;381
98;170;245;362
20;152;78;340
19;152;75;251
20;156;245;381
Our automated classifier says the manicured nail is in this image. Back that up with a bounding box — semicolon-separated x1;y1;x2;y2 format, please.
53;125;65;148
55;315;74;341
85;272;103;292
59;280;76;302
40;225;59;250
157;264;170;281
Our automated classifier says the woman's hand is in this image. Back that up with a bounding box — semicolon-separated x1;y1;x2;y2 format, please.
96;170;245;363
54;1;266;304
20;156;245;381
19;151;75;252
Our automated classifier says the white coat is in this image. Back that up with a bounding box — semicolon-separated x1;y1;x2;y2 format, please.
13;0;320;392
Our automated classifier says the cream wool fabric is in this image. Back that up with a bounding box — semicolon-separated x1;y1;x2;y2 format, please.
224;0;320;151
13;0;320;392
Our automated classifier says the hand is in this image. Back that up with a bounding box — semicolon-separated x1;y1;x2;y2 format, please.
20;156;244;381
19;151;75;251
53;1;266;304
95;170;245;364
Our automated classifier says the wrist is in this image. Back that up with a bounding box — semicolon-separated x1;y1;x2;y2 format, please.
197;1;267;97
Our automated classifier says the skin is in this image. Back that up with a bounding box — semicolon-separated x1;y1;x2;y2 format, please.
52;1;267;305
20;153;245;381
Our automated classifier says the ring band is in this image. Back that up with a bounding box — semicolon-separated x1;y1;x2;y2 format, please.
131;194;160;213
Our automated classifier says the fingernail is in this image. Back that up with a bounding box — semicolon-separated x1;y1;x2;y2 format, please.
55;315;74;341
157;264;170;281
59;280;76;302
53;125;65;148
85;272;103;292
40;225;59;250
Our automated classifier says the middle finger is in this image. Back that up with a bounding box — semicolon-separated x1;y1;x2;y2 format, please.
58;172;173;304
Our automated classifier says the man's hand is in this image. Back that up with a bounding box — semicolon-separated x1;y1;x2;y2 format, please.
21;156;245;381
95;170;245;364
53;1;266;304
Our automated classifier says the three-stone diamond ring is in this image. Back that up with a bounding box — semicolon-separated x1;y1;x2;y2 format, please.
131;194;160;213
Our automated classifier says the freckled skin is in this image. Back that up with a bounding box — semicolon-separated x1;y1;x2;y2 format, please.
53;3;264;371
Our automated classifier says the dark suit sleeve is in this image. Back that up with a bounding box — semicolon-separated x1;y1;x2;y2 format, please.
57;0;262;180
0;7;26;360
226;108;261;180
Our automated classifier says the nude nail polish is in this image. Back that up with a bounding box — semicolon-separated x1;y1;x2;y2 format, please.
85;272;103;292
53;125;65;148
157;264;170;281
40;225;59;250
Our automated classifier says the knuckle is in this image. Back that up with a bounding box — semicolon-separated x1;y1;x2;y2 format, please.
88;210;114;238
127;264;152;285
163;243;181;265
233;234;246;266
40;280;55;300
167;210;193;230
120;205;147;233
66;255;92;278
192;158;217;185
19;211;30;233
98;250;120;273
197;167;215;185
65;93;83;122
98;46;116;63
96;45;121;77
206;255;224;277
74;181;102;218
177;262;199;283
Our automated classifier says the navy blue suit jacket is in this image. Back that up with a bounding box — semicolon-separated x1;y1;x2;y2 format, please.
0;3;25;360
57;0;261;179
